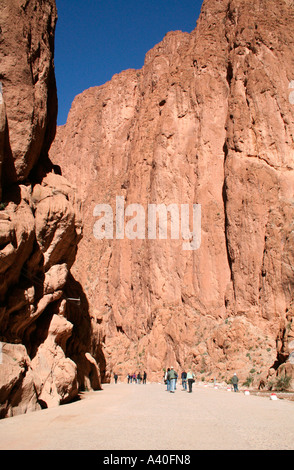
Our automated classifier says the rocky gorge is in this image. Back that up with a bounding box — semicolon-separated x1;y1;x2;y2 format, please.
1;0;294;418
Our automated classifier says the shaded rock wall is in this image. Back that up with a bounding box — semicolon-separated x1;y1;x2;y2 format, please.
50;0;294;388
0;0;102;418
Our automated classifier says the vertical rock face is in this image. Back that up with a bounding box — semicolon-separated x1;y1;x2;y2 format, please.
0;0;57;185
50;0;294;388
0;0;101;419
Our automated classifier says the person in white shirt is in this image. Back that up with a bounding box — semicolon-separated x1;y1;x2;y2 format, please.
187;370;195;393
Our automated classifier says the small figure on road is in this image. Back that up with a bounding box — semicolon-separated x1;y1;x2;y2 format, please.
187;370;195;393
143;371;147;384
181;370;187;391
168;367;177;393
164;368;170;391
114;373;118;384
231;373;239;392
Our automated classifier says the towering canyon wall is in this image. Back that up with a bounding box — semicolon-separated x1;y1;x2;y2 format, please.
50;0;294;388
0;0;101;418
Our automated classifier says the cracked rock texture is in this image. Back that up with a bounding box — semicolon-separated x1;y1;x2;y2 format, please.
0;0;102;419
50;0;294;388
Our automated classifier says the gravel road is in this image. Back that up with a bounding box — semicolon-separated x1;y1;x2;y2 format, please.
0;382;293;450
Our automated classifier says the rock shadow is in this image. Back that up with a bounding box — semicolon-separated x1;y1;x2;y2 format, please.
64;272;106;390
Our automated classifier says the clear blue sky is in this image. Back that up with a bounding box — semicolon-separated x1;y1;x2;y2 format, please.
54;0;203;125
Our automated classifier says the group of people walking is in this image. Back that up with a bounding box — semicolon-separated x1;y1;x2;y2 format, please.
164;367;195;393
113;372;147;384
127;372;147;384
113;369;240;393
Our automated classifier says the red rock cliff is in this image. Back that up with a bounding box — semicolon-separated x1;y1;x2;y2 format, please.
50;0;294;388
0;0;101;418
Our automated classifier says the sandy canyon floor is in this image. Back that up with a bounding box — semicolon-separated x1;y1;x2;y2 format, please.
0;382;293;451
